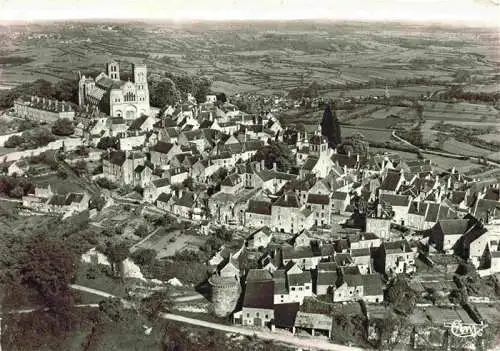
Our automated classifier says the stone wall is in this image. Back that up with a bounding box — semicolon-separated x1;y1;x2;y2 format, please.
209;275;241;318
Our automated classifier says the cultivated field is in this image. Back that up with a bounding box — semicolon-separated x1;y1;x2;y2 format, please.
0;21;498;98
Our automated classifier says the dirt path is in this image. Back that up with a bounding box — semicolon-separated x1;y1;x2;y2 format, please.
159;313;364;351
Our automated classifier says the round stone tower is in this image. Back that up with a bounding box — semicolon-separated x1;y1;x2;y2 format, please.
208;274;241;318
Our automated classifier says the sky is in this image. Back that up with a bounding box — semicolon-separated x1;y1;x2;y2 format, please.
0;0;498;26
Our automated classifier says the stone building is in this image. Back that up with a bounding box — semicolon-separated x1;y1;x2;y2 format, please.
78;61;150;119
208;274;241;318
14;96;75;122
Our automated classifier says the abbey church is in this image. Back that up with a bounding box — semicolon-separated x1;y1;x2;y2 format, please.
78;61;151;119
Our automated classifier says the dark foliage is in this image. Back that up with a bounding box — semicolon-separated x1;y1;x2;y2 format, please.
252;142;294;171
321;103;342;148
51;118;74;136
97;136;119;150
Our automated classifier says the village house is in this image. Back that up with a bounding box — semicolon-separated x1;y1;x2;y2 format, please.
245;199;272;228
376;240;416;275
286;263;313;304
316;270;339;296
428;217;478;253
333;273;384;303
171;190;196;219
133;163;153;188
332;191;350;214
349;232;381;250
271;192;315;234
233;280;274;328
220;173;244;194
144;178;170;203
150;141;183;168
293;312;333;338
306;194;333;227
246;227;273;250
379;193;411;226
102;150;145;185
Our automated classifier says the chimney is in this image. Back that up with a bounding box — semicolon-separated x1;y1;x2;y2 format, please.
376;203;383;218
347;150;351;157
261;159;265;170
273;162;277;171
178;189;183;198
30;95;35;102
416;201;420;213
356;154;360;163
332;148;337;154
285;193;289;202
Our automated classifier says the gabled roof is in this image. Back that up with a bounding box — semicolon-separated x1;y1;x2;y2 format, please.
243;280;274;309
258;168;297;182
152;141;174;154
246;269;273;283
379;193;411;207
307;194;330;205
332;191;348;201
274;303;300;329
152;178;170;188
380;171;401;191
317;271;338;286
108;150;126;166
362;274;384;295
128;115;149;131
221;173;241;187
247;200;272;215
288;271;312;286
273;192;300;208
156;192;172;203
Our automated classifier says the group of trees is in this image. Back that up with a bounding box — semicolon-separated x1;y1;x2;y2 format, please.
252;141;295;172
0;78;79;109
148;72;212;110
4;127;56;149
0;175;35;198
51;118;74;136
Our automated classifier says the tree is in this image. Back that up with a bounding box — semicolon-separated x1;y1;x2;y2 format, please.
4;135;25;148
252;142;294;171
216;92;227;103
140;290;173;322
9;185;24;199
321;103;342;148
51;118;74;136
134;224;149;238
131;248;157;266
386;277;417;315
19;235;76;311
97;136;119;150
192;76;212;103
149;77;181;108
99;297;124;322
104;241;130;278
338;132;369;156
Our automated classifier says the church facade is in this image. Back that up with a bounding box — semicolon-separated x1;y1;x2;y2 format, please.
78;61;151;120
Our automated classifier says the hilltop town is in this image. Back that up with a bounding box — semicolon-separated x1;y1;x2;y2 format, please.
0;57;499;351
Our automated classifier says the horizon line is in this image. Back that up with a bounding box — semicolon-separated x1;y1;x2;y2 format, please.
0;17;497;28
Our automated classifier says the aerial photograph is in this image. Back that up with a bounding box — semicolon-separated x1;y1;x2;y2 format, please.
0;0;499;350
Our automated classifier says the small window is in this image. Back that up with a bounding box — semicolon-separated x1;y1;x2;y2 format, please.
256;312;259;317
246;313;249;317
291;287;295;291
265;314;268;319
299;287;303;291
305;286;310;290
